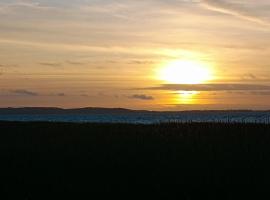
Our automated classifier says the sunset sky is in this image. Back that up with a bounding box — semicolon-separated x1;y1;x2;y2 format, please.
0;0;270;110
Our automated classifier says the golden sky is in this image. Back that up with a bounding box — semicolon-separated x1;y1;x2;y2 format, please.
0;0;270;110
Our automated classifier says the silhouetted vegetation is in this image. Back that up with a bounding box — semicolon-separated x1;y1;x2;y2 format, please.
1;121;270;199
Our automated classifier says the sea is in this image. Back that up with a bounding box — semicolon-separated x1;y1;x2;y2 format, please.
0;111;270;124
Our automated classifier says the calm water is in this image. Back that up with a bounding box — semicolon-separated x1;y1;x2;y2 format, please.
0;111;270;124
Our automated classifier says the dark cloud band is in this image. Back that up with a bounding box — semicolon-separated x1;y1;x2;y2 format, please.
145;84;270;91
129;94;154;100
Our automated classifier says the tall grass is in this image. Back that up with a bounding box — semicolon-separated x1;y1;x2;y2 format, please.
0;121;270;199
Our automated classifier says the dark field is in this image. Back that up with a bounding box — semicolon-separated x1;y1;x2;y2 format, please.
1;122;270;199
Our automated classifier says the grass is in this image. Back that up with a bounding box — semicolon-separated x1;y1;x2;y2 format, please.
0;121;270;199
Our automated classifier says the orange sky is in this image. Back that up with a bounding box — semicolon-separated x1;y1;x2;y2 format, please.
0;0;270;110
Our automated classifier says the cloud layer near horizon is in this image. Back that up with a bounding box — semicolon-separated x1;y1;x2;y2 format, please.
146;84;270;92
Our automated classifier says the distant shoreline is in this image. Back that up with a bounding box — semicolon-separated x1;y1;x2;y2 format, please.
0;107;269;115
0;108;269;124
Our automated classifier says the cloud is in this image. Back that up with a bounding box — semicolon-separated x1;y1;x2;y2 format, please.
10;89;39;96
0;0;55;13
144;84;270;91
242;73;256;80
128;60;155;65
56;93;66;97
200;0;270;26
0;38;175;59
39;62;62;67
0;64;17;68
0;65;3;75
129;94;154;100
66;60;85;65
250;91;270;96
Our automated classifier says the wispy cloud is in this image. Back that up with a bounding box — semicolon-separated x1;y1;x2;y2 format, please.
10;89;39;96
39;62;62;67
56;93;66;97
0;0;55;14
242;73;257;81
250;91;270;96
127;60;155;65
129;94;154;100
0;38;188;58
80;94;89;97
200;0;270;26
66;60;85;65
0;64;3;75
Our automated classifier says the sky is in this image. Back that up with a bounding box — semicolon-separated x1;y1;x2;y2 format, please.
0;0;270;110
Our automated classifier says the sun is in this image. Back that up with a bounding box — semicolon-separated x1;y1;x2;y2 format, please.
158;60;213;84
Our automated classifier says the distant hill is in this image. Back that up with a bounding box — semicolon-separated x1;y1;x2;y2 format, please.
0;107;268;115
0;107;150;115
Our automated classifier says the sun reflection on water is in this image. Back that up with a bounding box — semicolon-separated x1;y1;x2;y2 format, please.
177;91;200;104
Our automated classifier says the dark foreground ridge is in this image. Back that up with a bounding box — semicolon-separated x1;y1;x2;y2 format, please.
1;122;270;199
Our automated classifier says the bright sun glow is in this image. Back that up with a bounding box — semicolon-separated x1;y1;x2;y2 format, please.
159;60;213;84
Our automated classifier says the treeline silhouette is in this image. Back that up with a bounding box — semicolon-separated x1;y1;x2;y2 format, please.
1;121;270;199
